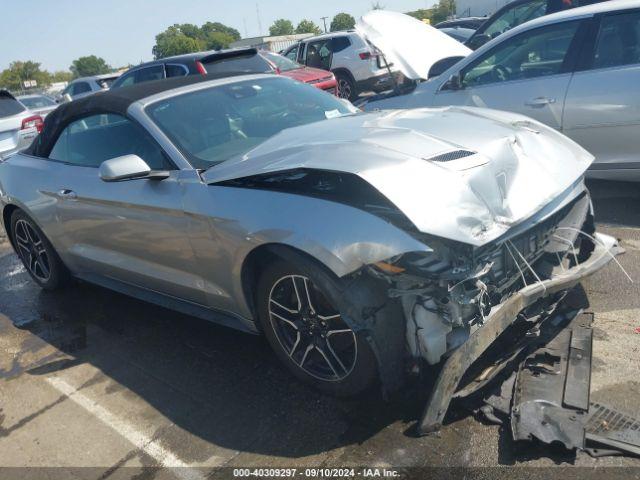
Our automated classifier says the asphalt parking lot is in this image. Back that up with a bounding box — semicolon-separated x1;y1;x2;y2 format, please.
0;179;639;479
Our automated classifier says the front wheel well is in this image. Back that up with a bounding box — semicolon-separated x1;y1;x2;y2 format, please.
240;244;341;322
2;204;19;244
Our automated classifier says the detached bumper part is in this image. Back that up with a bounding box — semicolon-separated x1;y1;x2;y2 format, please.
417;233;621;435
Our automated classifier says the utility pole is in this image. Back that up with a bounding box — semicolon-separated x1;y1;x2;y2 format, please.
321;16;329;33
256;3;263;35
243;18;249;38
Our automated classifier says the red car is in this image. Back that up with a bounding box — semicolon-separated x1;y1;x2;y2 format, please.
260;51;337;94
111;48;337;95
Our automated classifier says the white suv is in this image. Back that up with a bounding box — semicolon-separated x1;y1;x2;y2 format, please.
283;31;400;100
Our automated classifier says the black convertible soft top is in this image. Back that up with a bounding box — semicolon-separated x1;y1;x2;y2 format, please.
28;72;257;158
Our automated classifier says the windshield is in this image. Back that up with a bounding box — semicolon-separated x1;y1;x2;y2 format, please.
19;95;56;109
261;51;302;72
482;0;547;38
147;77;356;170
202;54;273;74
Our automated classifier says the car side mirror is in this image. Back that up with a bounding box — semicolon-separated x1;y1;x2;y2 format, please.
428;56;466;80
443;73;463;91
100;154;159;182
59;93;73;104
466;33;490;50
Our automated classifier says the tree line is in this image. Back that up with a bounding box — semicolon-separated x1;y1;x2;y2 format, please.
0;1;456;91
0;55;115;92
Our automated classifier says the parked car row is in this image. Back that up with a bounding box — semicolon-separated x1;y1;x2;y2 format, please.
109;48;338;95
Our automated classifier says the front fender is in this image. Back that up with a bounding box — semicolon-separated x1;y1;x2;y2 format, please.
185;185;432;320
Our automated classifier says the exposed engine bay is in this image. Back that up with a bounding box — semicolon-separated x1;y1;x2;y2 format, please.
369;192;594;367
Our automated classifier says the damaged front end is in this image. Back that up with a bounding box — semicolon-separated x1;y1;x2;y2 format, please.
362;190;622;434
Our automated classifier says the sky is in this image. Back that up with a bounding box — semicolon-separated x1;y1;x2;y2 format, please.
1;0;435;72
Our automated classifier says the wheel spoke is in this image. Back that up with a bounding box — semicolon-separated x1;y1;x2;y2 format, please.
326;329;352;337
289;332;302;358
269;305;299;331
315;343;342;378
299;343;314;367
15;239;30;258
23;224;36;244
29;253;38;274
35;255;50;278
15;224;29;246
292;276;315;314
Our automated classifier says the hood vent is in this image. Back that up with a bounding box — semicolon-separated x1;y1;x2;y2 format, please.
426;150;476;163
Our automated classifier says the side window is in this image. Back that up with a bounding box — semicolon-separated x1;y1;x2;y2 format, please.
115;71;137;88
461;20;580;88
49;113;172;170
306;40;332;70
165;64;188;78
135;65;164;84
331;36;351;53
74;82;92;94
592;11;640;70
285;45;298;61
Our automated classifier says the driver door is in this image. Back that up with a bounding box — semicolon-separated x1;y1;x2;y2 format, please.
433;20;583;130
47;113;207;305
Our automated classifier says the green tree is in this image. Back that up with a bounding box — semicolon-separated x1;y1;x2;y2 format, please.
70;55;112;78
152;21;241;58
330;13;356;32
269;19;294;36
152;25;205;59
295;19;322;35
0;61;51;90
202;31;235;50
201;22;241;41
405;9;432;21
51;70;73;83
430;0;456;25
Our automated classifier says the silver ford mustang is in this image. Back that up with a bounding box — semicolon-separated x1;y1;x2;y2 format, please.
0;74;620;425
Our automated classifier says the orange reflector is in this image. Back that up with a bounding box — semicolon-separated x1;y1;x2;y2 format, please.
374;261;406;274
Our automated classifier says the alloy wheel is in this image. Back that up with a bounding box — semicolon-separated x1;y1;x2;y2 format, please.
337;78;352;99
14;219;51;282
268;274;357;382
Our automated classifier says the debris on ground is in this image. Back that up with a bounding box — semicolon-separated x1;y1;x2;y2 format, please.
458;311;640;458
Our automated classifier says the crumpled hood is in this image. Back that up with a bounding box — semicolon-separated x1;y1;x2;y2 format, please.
356;10;471;80
203;107;594;246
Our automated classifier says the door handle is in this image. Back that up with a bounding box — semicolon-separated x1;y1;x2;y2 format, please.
57;189;77;200
525;97;556;107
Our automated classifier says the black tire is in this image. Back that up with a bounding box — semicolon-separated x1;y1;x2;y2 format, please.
10;210;69;291
335;72;357;101
257;257;377;397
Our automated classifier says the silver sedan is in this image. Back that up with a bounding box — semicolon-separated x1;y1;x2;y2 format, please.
0;74;618;415
367;0;640;181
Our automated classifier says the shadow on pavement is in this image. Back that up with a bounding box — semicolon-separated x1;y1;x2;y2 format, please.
587;179;640;228
0;247;428;460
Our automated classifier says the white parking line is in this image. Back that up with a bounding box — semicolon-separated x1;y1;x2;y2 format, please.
46;375;208;480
